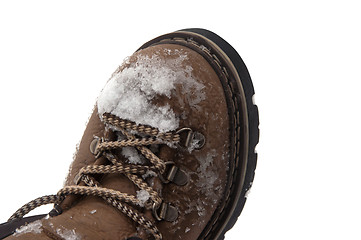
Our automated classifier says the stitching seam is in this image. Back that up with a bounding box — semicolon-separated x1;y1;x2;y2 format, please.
160;37;241;239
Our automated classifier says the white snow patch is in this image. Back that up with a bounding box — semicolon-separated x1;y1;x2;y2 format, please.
89;209;97;214
97;48;205;132
56;227;81;240
136;189;150;207
14;220;43;236
122;146;145;164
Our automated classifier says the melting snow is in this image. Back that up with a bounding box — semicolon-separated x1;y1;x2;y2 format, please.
14;220;43;236
97;48;205;132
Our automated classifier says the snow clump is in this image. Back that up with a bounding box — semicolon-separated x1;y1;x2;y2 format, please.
136;189;150;207
121;146;146;164
97;48;205;133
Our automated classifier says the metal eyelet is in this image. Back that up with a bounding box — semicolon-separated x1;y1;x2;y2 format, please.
192;131;206;149
176;128;193;148
158;162;189;186
90;137;104;158
176;128;205;150
73;172;83;185
152;202;178;222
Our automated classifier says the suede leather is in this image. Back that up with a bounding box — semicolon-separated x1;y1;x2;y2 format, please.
6;43;231;240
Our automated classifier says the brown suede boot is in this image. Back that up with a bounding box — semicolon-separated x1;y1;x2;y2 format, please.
1;29;259;240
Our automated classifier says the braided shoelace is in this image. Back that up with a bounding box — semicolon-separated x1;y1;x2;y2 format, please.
8;113;182;240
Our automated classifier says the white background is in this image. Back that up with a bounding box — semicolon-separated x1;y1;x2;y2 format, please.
0;1;360;239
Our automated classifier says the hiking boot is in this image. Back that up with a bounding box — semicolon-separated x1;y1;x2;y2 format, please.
0;28;259;240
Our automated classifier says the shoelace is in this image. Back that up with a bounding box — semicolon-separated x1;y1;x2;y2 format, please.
8;113;184;240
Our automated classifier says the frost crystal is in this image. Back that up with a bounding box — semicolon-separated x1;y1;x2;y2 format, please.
136;190;150;207
195;150;218;198
97;48;205;132
14;220;43;236
196;202;206;217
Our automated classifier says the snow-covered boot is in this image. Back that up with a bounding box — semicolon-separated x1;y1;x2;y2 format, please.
1;28;259;240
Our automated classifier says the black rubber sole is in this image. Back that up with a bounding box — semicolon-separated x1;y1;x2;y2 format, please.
175;29;259;240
